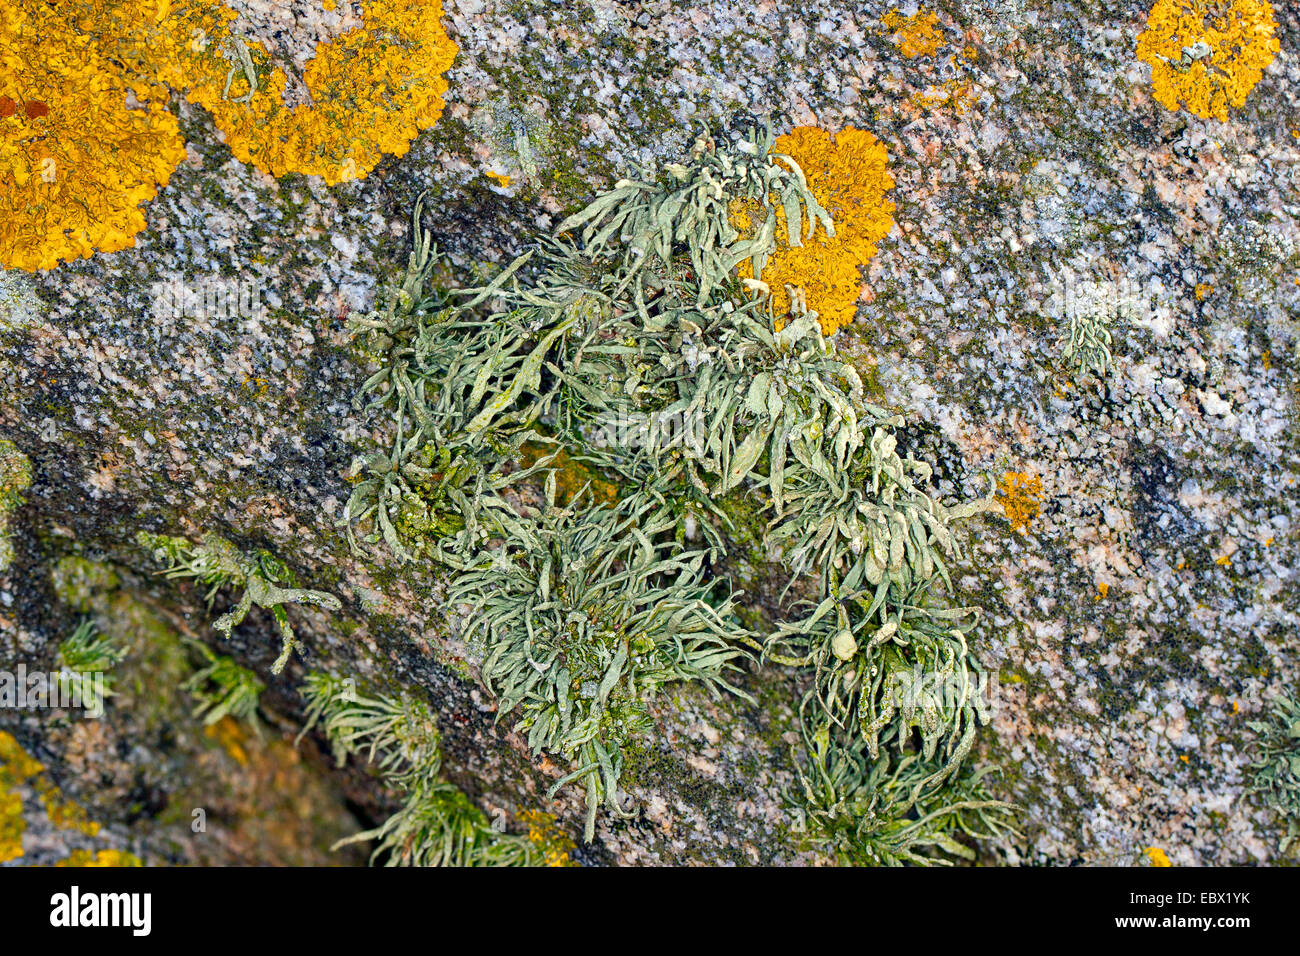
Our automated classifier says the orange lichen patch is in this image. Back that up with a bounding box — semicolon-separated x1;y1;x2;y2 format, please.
166;0;458;185
1;731;44;862
518;442;620;506
1137;0;1280;121
53;0;191;95
0;732;44;788
205;716;250;767
1194;281;1213;300
1145;846;1173;866
0;730;102;858
0;731;44;863
520;809;576;867
0;1;186;270
41;790;101;836
53;848;144;867
910;78;979;115
1096;581;1110;600
0;787;22;863
996;471;1043;533
734;126;895;336
882;9;943;58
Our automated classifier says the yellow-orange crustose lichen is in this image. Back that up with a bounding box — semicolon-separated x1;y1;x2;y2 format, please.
733;126;895;336
1;730;104;864
882;8;943;59
520;809;576;866
1137;0;1280;121
2;1;457;269
996;471;1044;533
168;0;458;185
0;731;44;863
1145;846;1173;866
56;0;190;91
53;848;145;867
0;1;186;270
911;77;979;115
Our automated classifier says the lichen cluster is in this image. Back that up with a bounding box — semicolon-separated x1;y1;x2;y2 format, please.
138;531;341;674
452;484;753;840
166;0;458;184
732;126;896;336
882;8;944;59
298;675;542;866
1137;0;1280;121
0;0;457;269
0;1;187;270
344;128;1007;861
1246;693;1300;854
793;727;1014;865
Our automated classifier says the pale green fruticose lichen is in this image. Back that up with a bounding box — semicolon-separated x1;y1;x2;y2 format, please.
298;674;541;866
55;619;126;715
1052;272;1139;379
343;128;1010;860
183;639;265;730
137;531;341;674
451;476;754;842
1247;694;1300;854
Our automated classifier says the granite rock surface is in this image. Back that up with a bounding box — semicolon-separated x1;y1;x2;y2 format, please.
2;0;1298;866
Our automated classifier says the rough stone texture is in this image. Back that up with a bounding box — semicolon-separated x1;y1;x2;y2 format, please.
2;0;1298;865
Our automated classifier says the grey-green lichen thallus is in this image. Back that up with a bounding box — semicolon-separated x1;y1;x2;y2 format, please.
334;128;1012;860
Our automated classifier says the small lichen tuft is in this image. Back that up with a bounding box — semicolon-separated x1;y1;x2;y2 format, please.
298;675;543;866
996;471;1043;534
137;531;342;675
183;640;266;731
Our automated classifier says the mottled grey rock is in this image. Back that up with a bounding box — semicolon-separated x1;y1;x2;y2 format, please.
2;0;1298;866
